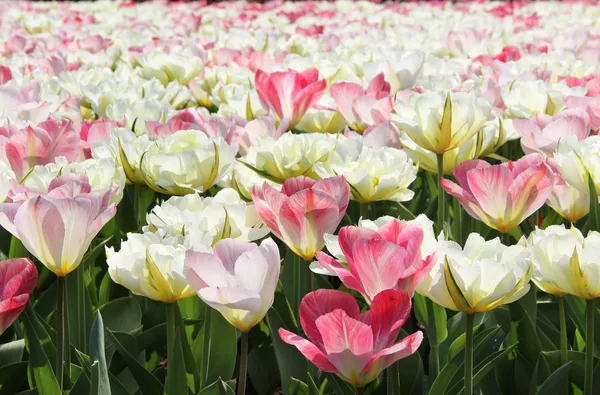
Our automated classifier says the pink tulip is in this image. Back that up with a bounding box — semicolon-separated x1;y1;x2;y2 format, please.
145;108;208;138
316;219;434;303
0;65;12;85
0;117;78;181
0;174;116;276
255;68;326;129
79;119;123;159
330;73;393;132
279;289;423;388
441;153;554;232
0;258;37;335
566;96;600;131
513;109;591;156
252;176;349;260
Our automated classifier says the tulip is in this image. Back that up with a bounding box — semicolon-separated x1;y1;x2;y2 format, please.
315;218;435;303
279;289;423;388
183;238;280;332
140;130;236;195
330;73;393;132
145;188;269;244
314;136;416;203
441;153;554;232
222;162;282;202
512;109;591;157
255;68;326;129
252;176;349;260
0;117;78;181
391;90;491;154
547;161;590;224
106;232;197;303
139;50;204;86
241;132;335;183
0;258;37;335
0;174;116;277
362;52;425;94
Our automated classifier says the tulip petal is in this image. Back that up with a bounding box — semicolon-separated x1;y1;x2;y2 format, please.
466;165;512;221
183;249;233;289
278;328;338;372
213;238;257;272
366;289;412;350
338;226;379;267
361;331;423;375
315;252;365;294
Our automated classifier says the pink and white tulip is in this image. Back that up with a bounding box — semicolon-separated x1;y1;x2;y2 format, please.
184;238;280;332
0;258;37;335
252;176;349;260
279;289;423;388
316;219;435;303
255;68;326;129
0;174;116;276
441;154;555;232
513;109;591;156
330;73;393;132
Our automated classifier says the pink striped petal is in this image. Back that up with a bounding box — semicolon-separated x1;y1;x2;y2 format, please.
466;165;513;221
441;178;490;222
338;226;380;267
213;239;257;273
452;159;492;194
366;73;390;94
293;78;326;125
316;252;365;294
508;161;554;222
252;183;285;238
278;328;338;372
330;82;366;124
365;289;412;351
313;176;350;221
361;331;423;376
299;289;361;349
281;176;316;196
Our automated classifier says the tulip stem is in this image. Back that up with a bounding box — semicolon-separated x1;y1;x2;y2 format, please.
559;297;568;366
429;343;440;380
436;153;445;235
77;263;87;353
165;302;175;370
360;203;369;221
387;362;401;395
237;332;249;395
56;275;70;391
465;313;475;395
585;299;595;395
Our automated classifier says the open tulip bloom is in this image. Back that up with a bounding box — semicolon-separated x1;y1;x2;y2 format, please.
279;289;423;388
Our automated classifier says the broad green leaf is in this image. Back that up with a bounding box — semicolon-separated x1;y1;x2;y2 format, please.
324;373;357;395
68;264;94;353
289;378;308;395
280;251;309;319
588;173;599;232
165;330;187;395
413;294;448;346
105;329;163;395
90;311;110;395
543;350;600;390
535;362;571;395
99;297;142;334
529;354;552;395
0;362;28;395
173;302;201;393
396;331;424;395
0;339;24;367
198;378;236;395
21;312;61;395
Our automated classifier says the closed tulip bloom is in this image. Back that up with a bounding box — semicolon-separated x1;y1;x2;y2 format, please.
107;232;197;303
255;68;326;129
242;132;335;183
392;90;491;154
547;162;590;224
252;176;349;260
416;233;532;314
513;109;591;157
0;174;116;276
0;258;37;335
141;130;236;195
314;137;416;203
183;238;280;332
315;218;435;303
441;154;554;232
526;225;585;297
279;289;423;388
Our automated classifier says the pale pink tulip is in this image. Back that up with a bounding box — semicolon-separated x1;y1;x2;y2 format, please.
316;219;434;303
184;238;280;332
0;258;37;335
0;81;55;125
79;119;123;159
145;108;207;138
0;117;79;181
279;289;423;388
255;68;326;129
441;154;554;232
252;176;349;260
330;73;393;132
513;109;591;156
566;96;600;131
0;174;116;276
0;66;11;85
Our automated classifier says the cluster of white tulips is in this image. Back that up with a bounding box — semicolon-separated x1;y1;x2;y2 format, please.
1;1;600;395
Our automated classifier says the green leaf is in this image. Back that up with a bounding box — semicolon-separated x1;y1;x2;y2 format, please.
529;354;552;395
413;294;448;346
8;236;28;259
91;361;100;395
324;373;357;395
105;329;163;395
68;264;94;353
289;378;308;395
266;290;307;395
543;350;600;390
198;378;236;395
173;303;201;394
21;311;61;395
588;173;599;232
90;311;110;395
99;297;142;334
535;362;571;395
396;330;425;394
0;362;28;395
194;304;237;389
0;339;24;367
280;252;308;320
98;272;113;307
565;296;600;353
165;330;188;395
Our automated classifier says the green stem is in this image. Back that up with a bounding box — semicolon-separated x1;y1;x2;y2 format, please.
436;153;445;235
201;303;212;387
134;184;147;230
357;387;365;395
165;302;176;388
585;299;595;395
453;198;463;246
387;362;400;395
237;332;249;395
12;318;23;339
360;203;369;221
56;276;69;391
77;263;87;353
559;297;568;366
429;343;440;380
465;313;475;395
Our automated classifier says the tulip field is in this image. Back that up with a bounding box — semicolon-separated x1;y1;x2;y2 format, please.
3;0;600;394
